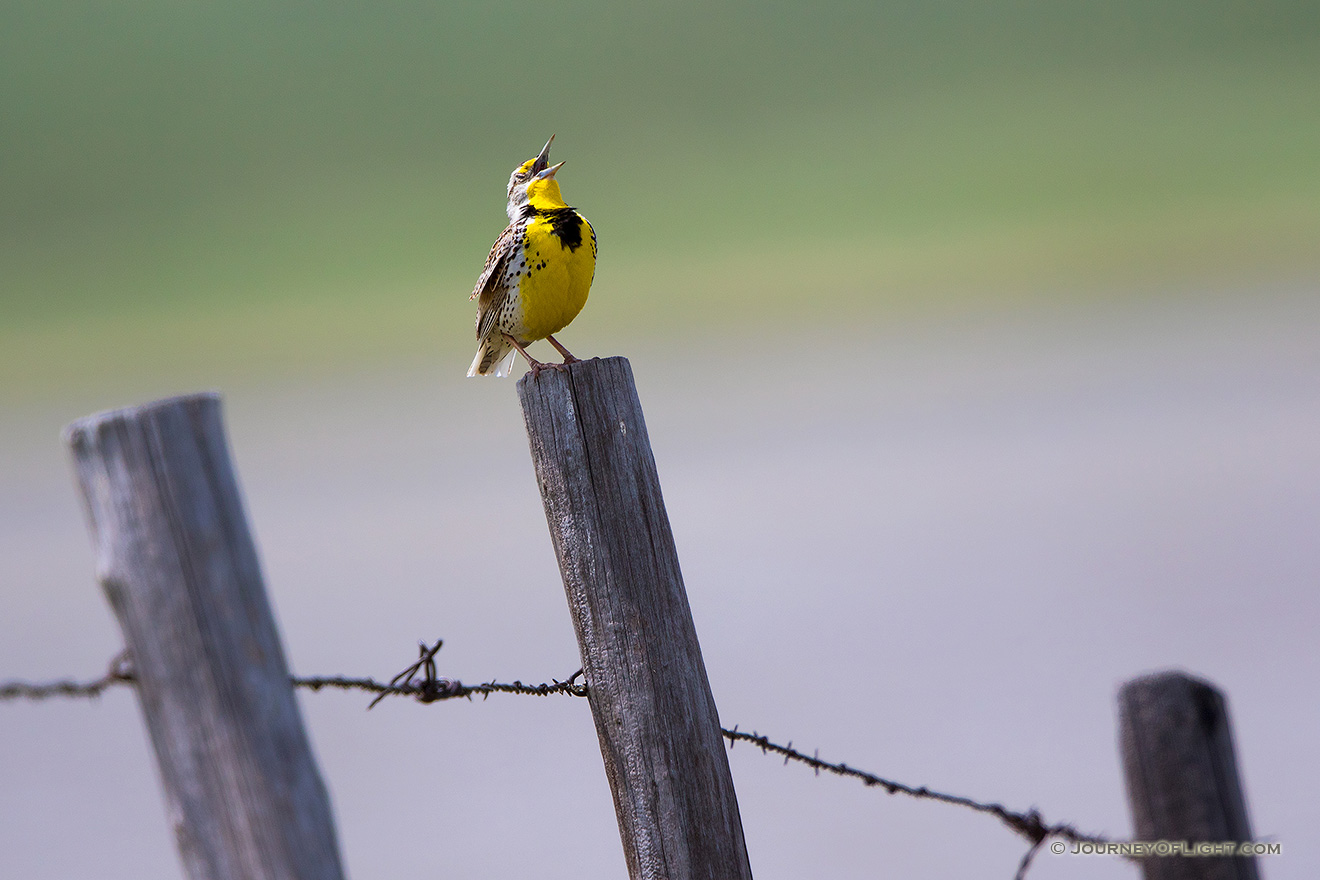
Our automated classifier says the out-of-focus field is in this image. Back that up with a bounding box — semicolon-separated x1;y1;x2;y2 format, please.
2;4;1319;879
2;1;1318;400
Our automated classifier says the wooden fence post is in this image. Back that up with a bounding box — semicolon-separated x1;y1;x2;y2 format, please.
66;393;346;880
518;357;754;880
1118;671;1260;880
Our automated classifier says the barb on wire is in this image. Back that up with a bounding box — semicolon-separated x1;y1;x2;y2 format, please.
1014;837;1047;880
338;639;588;709
292;670;587;704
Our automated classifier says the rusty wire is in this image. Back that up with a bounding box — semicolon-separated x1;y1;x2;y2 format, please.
0;652;134;700
721;726;1110;852
299;640;588;708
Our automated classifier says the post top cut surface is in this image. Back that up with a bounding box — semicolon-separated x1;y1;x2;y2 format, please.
63;391;223;443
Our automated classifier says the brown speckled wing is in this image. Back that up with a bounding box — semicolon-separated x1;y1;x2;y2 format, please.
470;223;519;341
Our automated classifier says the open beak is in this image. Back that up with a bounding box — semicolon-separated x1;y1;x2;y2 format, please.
536;160;565;180
532;134;555;174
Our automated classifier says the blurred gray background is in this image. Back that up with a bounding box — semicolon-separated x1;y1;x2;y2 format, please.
3;2;1318;877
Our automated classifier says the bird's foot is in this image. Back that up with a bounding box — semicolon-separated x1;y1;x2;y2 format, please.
528;360;571;379
507;333;579;378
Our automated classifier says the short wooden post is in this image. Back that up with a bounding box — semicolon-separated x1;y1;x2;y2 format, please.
66;394;345;880
1119;671;1260;880
518;357;754;880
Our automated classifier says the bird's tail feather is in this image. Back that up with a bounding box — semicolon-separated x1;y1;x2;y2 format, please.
467;338;518;378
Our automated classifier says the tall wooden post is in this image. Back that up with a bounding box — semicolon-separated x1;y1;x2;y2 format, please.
66;394;345;880
518;357;754;880
1119;671;1260;880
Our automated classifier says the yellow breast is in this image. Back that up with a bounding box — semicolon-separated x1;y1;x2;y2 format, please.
516;211;596;341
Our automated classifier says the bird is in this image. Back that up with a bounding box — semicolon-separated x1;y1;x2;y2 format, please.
467;136;597;378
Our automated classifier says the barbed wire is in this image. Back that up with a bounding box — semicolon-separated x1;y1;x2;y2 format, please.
0;643;588;705
0;652;134;701
293;673;586;701
1;643;1116;878
719;726;1108;849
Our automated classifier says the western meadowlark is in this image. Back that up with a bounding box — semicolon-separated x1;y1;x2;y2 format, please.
467;136;598;378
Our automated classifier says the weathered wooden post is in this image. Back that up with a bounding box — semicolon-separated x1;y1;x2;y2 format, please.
518;357;754;880
66;393;345;880
1119;671;1260;880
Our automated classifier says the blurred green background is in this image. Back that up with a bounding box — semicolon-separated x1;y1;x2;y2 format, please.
4;7;1320;878
3;0;1318;400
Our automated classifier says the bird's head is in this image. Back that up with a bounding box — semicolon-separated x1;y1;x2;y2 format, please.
525;161;569;210
505;135;554;220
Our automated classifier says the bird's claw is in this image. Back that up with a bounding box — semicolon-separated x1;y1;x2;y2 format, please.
528;360;571;379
